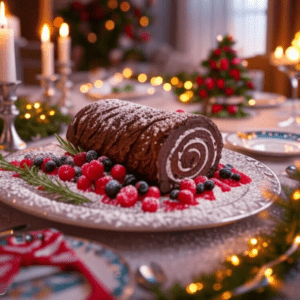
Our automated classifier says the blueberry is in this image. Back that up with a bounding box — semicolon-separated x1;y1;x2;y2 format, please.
74;166;82;177
58;156;68;166
137;181;149;195
73;176;79;183
44;160;56;172
170;189;180;200
225;164;234;169
105;180;122;198
86;150;98;162
33;157;44;168
204;180;215;191
37;233;44;240
196;183;205;194
231;173;241;181
24;234;34;242
124;174;137;186
51;156;60;167
65;157;75;167
101;158;113;172
219;168;232;179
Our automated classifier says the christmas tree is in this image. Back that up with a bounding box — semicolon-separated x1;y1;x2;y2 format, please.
196;35;254;117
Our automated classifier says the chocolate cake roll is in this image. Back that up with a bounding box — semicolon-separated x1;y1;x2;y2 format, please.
66;99;223;193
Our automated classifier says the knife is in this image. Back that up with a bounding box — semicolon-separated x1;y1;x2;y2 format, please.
0;224;28;239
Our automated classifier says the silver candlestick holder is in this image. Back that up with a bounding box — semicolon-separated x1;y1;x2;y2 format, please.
0;81;26;151
57;62;73;115
36;74;59;106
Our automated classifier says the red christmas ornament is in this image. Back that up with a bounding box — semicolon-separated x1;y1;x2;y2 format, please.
209;59;217;69
214;49;221;56
196;76;205;85
232;58;242;65
205;77;215;90
124;24;133;38
199;89;208;98
225;87;234;96
216;78;225;89
229;68;240;81
219;58;229;71
222;46;230;52
212;104;223;114
227;105;238;115
247;81;254;89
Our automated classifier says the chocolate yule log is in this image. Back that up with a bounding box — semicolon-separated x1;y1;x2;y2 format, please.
66;99;223;193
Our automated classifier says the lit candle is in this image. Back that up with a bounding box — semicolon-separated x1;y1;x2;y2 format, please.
274;46;283;59
285;46;300;63
0;1;16;82
41;24;54;76
58;23;71;64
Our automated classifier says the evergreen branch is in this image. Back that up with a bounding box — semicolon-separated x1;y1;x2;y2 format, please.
54;134;84;155
0;154;90;205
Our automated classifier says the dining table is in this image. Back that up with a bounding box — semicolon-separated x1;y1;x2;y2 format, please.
1;78;300;300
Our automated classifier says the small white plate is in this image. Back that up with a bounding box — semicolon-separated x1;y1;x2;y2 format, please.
87;80;156;100
3;236;133;300
247;91;286;108
226;131;300;156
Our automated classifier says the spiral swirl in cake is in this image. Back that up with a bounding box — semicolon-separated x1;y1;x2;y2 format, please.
66;99;223;193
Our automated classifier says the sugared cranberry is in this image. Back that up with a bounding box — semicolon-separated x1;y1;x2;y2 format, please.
20;159;33;169
85;160;104;181
74;152;86;167
180;179;196;194
142;197;159;212
95;175;113;194
77;175;92;191
144;186;160;199
111;164;127;182
10;160;20;167
178;190;194;204
58;165;75;181
117;185;138;207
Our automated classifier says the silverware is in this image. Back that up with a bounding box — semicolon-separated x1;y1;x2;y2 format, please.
0;224;28;239
136;262;166;290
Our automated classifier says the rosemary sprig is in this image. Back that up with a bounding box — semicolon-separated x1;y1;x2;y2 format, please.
0;154;90;205
54;134;84;156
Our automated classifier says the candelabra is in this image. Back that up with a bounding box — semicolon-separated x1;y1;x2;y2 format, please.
0;81;26;151
36;74;59;105
57;62;73;115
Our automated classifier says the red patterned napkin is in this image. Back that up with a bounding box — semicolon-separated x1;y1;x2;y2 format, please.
0;228;115;300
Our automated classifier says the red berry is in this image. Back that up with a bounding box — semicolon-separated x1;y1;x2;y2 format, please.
74;152;86;167
10;160;20;167
95;175;112;190
194;175;207;185
64;152;74;157
225;87;234;96
209;59;217;69
58;165;76;181
216;78;225;89
98;156;108;161
227;105;238;115
86;160;104;181
77;175;92;191
81;163;89;177
212;104;223;114
247;81;254;89
214;49;221;56
232;58;241;65
145;186;160;199
20;159;33;169
12;173;20;178
196;76;205;85
180;179;196;194
142;197;159;212
37;185;45;190
198;89;208;98
111;164;126;182
229;68;240;81
176;109;185;113
117;186;138;207
219;58;229;70
178;190;194;204
205;78;214;90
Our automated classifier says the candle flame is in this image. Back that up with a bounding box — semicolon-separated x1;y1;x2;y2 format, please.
0;2;7;27
274;46;283;59
41;24;50;42
285;46;300;61
59;23;69;38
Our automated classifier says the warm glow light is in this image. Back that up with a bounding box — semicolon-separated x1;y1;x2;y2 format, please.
274;46;284;59
114;72;123;83
147;87;155;94
285;46;300;61
86;83;93;89
294;235;300;244
24;113;31;119
230;255;240;266
163;83;172;91
41;24;50;42
184;81;193;89
248;99;256;106
94;80;103;88
177;81;183;88
171;77;179;85
150;77;156;85
26;104;32;110
222;291;232;300
293;190;300;200
59;23;69;38
54;16;64;28
87;33;97;43
248;248;258;257
120;1;130;11
122;68;133;78
217;35;223;42
105;20;115;30
179;93;189;103
49;110;55;116
140;16;149;27
264;268;273;277
250;238;258;245
213;283;222;291
80;84;89;93
108;0;118;9
138;73;147;83
195;283;203;290
34;102;40;109
154;76;163;85
40;114;46;120
186;283;197;294
0;2;7;27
